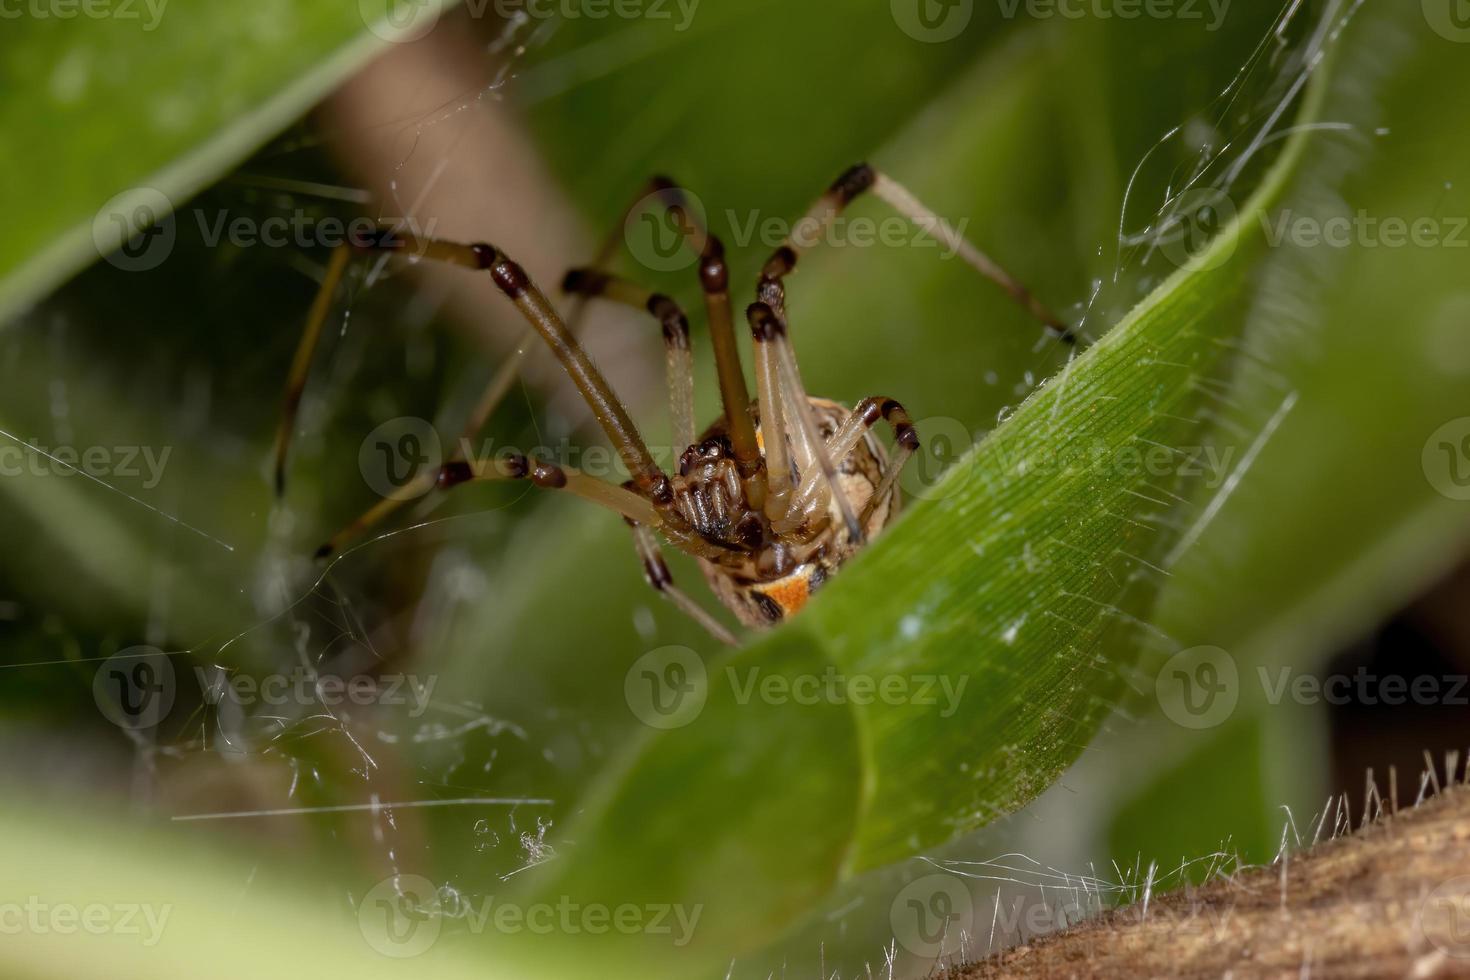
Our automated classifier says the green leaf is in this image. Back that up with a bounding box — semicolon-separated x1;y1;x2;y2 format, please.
0;0;454;324
504;13;1340;971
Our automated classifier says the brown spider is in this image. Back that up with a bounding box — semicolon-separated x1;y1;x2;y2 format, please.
274;164;1071;645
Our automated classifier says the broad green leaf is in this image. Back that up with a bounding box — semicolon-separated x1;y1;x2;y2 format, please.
0;797;503;980
499;19;1340;974
0;0;454;324
1100;0;1470;874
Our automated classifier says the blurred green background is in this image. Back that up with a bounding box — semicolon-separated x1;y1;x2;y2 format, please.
2;0;1469;976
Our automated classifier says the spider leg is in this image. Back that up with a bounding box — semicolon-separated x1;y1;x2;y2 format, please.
273;243;352;496
275;176;681;505
421;454;727;562
350;232;684;505
314;453;654;559
745;302;795;522
626;519;738;646
783;396;919;529
624;182;765;507
283;177;690;552
561;269;696;451
759;163;1074;341
857;398;918;527
745;302;863;543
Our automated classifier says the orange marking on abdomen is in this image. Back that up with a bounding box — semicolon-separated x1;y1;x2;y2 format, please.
763;574;810;617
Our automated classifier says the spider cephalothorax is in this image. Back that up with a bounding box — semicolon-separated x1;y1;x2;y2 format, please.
276;164;1070;645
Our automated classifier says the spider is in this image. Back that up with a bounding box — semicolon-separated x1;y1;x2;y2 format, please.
274;164;1072;646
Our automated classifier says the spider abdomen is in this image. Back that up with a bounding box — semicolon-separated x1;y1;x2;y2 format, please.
691;397;899;628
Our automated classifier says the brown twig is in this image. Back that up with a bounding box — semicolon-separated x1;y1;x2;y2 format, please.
954;784;1470;979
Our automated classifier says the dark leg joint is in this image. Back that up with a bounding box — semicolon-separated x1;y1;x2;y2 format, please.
895;423;920;451
642;556;673;591
760;245;797;281
489;256;530;296
437;460;475;490
830;163;877;204
747;302;785;342
562;267;610;296
647;294;690;349
647;473;674;506
530;458;568;489
699;235;728;293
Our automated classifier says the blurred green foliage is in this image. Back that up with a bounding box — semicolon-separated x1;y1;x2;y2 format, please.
3;1;1469;977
